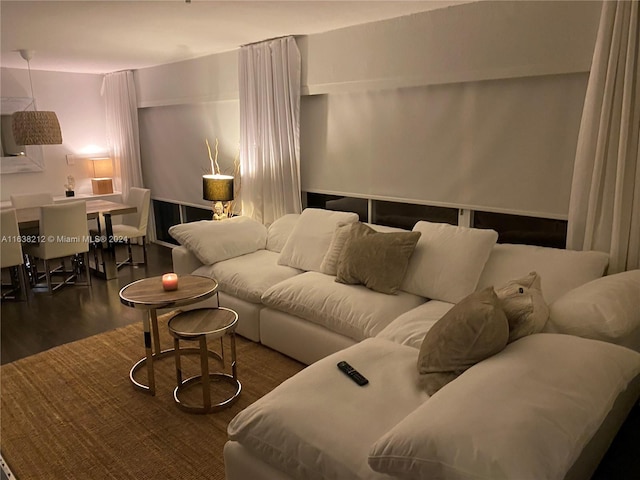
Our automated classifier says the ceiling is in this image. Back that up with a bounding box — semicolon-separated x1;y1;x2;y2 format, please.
1;0;471;75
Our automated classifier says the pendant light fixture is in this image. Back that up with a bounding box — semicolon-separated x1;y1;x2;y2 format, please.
11;49;63;145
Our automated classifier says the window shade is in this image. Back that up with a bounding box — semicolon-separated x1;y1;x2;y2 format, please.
300;73;588;219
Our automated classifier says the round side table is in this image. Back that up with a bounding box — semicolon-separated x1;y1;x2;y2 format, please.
119;275;218;396
168;307;242;414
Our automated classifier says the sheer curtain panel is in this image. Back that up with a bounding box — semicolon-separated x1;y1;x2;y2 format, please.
567;0;640;273
238;36;302;224
101;71;144;196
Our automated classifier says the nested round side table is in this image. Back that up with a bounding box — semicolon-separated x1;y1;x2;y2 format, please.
119;274;219;396
168;307;241;414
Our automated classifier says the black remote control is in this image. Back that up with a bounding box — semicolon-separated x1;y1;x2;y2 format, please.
337;361;369;386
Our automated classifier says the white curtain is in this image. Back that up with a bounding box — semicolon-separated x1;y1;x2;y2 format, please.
567;1;640;273
102;70;152;240
101;70;144;195
238;36;302;224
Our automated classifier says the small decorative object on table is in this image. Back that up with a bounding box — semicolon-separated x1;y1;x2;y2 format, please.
162;273;179;291
64;175;75;197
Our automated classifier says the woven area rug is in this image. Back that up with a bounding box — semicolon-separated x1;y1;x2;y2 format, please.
1;312;304;480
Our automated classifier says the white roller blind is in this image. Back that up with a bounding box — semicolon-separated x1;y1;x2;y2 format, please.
138;101;239;208
301;73;588;218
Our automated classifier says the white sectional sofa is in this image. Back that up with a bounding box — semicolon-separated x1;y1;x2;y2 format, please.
170;209;640;480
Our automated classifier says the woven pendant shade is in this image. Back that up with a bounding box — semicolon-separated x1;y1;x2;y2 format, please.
12;111;63;145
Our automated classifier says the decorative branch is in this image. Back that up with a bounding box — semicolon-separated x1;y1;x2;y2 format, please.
205;138;221;175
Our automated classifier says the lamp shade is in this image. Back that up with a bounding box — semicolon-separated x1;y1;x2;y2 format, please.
203;174;234;202
90;157;113;178
11;111;62;145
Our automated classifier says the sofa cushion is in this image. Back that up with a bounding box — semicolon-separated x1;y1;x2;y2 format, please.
228;338;428;480
416;287;509;395
336;222;421;294
168;216;267;265
320;222;410;276
544;270;640;351
495;271;549;342
368;223;409;233
278;208;359;272
369;334;640;480
261;271;425;342
266;213;300;253
377;301;455;348
320;222;353;275
477;243;609;303
193;250;302;304
402;221;498;303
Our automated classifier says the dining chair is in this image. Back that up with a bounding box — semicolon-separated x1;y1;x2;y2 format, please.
10;192;55;245
10;192;54;208
110;187;151;268
1;209;29;301
23;201;91;294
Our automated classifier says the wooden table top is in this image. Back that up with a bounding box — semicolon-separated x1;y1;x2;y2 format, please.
119;275;218;310
168;308;238;338
2;200;137;229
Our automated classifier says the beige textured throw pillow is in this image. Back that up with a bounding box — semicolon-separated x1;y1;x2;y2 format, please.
417;287;509;395
320;222;353;275
335;222;421;294
495;271;549;343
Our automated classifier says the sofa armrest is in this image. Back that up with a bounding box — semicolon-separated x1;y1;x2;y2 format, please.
172;245;204;274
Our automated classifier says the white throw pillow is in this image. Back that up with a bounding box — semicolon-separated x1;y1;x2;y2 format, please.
477;243;609;303
168;216;267;265
266;214;300;253
278;208;358;272
495;272;549;343
401;221;498;303
369;334;640;480
545;270;640;350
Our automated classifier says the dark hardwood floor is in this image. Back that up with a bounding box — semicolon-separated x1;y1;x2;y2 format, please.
1;242;174;365
1;242;638;478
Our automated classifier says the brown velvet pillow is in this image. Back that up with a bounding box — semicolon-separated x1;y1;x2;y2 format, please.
417;287;509;395
335;222;421;294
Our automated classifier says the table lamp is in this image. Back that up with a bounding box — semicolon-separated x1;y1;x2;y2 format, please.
203;174;234;220
90;157;114;194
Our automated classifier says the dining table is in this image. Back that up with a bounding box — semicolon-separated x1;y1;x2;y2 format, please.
2;199;137;280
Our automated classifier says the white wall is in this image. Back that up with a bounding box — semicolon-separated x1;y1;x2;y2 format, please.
135;1;601;102
300;0;600;93
134;0;603;219
135;50;238;107
0;68;108;200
